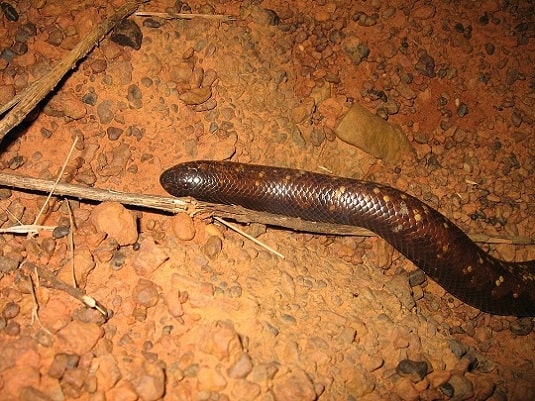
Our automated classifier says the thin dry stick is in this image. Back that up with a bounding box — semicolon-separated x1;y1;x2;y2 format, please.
21;261;109;318
0;0;147;141
0;171;532;246
135;11;236;21
65;200;77;288
26;267;53;336
33;137;78;227
214;216;285;259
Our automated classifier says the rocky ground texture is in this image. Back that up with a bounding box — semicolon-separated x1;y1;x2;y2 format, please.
0;0;534;400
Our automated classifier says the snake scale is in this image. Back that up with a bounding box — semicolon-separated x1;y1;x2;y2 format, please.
160;160;535;316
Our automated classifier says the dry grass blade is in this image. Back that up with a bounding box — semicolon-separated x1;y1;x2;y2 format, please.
214;216;285;259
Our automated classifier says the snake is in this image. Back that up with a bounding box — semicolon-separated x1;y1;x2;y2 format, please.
160;160;535;317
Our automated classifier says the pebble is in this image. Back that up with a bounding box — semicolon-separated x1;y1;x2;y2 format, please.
198;324;242;361
342;35;370;66
19;387;51;401
5;320;20;336
393;377;419;401
445;374;474;400
2;301;20;319
179;86;212;105
171;212;196;241
203;235;223;259
164;289;184;318
96;100;114;124
509;317;534;336
57;320;103;355
2;366;40;398
412;4;436;19
415;51;436;77
396;359;429;382
94;354;121;391
272;368;316;401
344;365;376;397
106;126;123;140
197;367;228;392
48;352;80;379
52;225;70;239
132;362;165;401
227;352;254;378
110;18;143;50
90;58;107;73
133;278;160;308
457;102;469;117
62;367;88;398
90;202;138;246
1;2;18;21
231;380;261;400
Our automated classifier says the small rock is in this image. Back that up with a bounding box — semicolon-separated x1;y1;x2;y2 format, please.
1;2;19;21
44;91;87;120
412;4;436;19
5;320;20;335
396;359;429;382
393;377;419;401
415;51;436;77
231;380;261;400
48;353;80;379
106;126;124;140
179;86;212;105
445;374;474;401
19;386;51;401
197;367;228;392
198;324;242;361
227;352;254;379
91;202;138;246
509;317;534;336
164;289;184;318
1;366;40;398
457;102;469;117
203;235;223;259
52;225;70;239
133;278;160;308
132;362;165;401
57;320;104;355
61;367;87;397
0;255;20;272
90;58;107;73
94;354;122;391
342;35;370;66
272;368;316;401
110;18;143;50
2;301;20;319
96;100;114;124
131;236;169;276
171;212;196;241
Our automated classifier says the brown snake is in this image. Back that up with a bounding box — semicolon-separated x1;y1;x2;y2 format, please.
160;160;535;316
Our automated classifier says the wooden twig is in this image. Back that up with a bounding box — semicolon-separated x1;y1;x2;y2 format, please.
0;171;187;212
0;0;148;141
0;171;532;246
135;11;236;21
21;261;109;319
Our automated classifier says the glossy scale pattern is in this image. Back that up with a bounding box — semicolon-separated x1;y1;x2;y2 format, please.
160;160;535;316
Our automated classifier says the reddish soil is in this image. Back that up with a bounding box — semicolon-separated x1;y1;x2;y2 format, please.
0;1;534;400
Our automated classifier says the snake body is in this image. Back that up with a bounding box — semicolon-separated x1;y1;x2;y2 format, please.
160;160;535;316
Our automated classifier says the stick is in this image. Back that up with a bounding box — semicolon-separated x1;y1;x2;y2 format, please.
0;0;148;141
135;11;236;21
21;261;109;318
0;171;532;246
